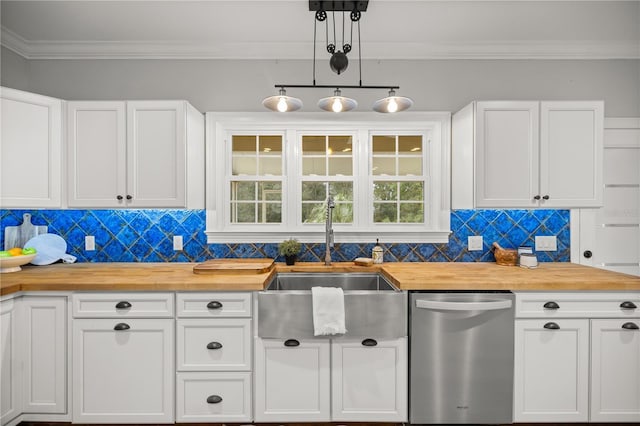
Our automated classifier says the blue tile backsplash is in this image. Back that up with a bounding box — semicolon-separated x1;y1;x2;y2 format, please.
0;209;570;263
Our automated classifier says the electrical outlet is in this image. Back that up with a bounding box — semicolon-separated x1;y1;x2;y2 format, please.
85;236;95;251
173;235;183;251
468;235;483;251
535;236;557;251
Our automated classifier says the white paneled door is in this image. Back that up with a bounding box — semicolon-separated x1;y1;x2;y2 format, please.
573;118;640;276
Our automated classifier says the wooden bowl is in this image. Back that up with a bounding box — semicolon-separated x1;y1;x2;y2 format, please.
492;242;518;266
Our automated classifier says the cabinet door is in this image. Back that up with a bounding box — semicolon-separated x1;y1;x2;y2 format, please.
22;296;67;414
0;299;22;424
514;319;589;422
72;318;174;423
331;337;407;422
1;87;62;208
67;101;127;207
590;319;640;422
540;101;603;207
475;101;539;207
254;337;330;422
127;101;186;207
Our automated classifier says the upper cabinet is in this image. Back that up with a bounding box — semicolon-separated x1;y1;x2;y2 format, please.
1;87;63;208
452;100;603;209
67;100;204;208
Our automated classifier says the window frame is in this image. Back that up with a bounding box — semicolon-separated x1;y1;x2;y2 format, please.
206;112;451;243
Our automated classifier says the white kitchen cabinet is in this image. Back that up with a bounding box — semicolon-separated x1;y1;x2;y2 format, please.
331;337;407;422
0;298;22;425
513;318;590;422
452;100;603;208
72;318;174;423
67;100;204;208
21;296;67;414
0;87;62;208
590;318;640;422
254;337;331;422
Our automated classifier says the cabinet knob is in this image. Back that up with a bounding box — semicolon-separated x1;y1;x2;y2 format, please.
126;195;132;200
206;341;223;350
206;395;223;404
361;338;378;347
543;322;560;330
533;195;541;200
622;322;639;330
114;323;130;331
207;301;223;310
620;301;637;310
543;301;560;310
115;301;132;309
583;250;593;259
284;339;300;347
116;195;123;201
542;195;549;200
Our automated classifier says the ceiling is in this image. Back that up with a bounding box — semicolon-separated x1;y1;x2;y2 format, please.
1;0;639;60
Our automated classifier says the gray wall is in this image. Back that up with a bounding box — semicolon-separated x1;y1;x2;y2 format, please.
2;47;639;116
1;47;29;91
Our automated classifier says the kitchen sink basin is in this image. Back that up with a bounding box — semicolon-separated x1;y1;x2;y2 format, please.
256;273;407;339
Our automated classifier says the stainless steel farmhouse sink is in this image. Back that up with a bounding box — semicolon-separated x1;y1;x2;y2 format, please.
256;273;407;339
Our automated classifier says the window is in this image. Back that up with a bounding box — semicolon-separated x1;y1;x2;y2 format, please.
206;113;450;243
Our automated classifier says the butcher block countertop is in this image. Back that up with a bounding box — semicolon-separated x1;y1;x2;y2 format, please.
1;261;639;296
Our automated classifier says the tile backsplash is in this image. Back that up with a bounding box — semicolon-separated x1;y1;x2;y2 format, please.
0;209;570;263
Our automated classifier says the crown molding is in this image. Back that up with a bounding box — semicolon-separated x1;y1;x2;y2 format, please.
2;27;639;60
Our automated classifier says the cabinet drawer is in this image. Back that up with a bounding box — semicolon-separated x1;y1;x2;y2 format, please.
176;293;251;318
177;319;251;371
515;292;640;318
72;292;174;318
176;372;251;423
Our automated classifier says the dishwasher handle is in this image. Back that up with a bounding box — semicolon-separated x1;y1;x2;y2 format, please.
416;298;512;311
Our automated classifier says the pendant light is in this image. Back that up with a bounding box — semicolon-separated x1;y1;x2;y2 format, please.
317;89;357;112
262;88;303;112
373;89;414;113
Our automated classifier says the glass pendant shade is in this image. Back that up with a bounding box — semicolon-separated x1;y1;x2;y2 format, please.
262;88;303;112
373;89;414;113
317;89;357;112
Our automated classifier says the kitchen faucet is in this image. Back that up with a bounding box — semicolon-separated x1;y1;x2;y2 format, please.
324;196;335;266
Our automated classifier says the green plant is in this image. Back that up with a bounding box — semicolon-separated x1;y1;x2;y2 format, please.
278;238;301;257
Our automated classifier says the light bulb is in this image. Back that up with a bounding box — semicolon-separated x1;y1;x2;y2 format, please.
277;97;288;112
387;98;398;113
332;98;343;113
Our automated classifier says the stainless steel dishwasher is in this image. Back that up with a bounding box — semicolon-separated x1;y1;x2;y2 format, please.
409;291;514;424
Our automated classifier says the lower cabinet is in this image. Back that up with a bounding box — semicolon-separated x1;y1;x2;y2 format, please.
72;318;174;423
176;372;251;422
254;337;407;422
0;298;21;425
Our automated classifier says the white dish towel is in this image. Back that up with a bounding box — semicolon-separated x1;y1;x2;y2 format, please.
312;286;347;336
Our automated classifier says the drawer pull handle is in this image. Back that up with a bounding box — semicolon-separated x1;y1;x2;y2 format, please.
206;395;223;404
361;338;378;347
115;301;132;309
543;322;560;330
620;301;637;310
284;339;300;347
207;301;223;310
114;323;130;331
206;341;223;350
543;301;560;310
622;322;639;330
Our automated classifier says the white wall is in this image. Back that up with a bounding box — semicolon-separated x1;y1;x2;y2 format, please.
2;48;639;116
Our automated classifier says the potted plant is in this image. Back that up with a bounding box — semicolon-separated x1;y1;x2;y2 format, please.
278;238;301;265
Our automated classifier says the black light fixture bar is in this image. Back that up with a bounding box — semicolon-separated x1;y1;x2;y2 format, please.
275;84;399;90
309;1;369;12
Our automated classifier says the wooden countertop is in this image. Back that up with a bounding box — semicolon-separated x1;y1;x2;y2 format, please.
1;261;639;296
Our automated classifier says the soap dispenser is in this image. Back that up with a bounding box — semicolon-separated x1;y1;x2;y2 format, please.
372;239;383;264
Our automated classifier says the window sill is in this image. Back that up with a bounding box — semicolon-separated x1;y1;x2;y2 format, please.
205;230;451;244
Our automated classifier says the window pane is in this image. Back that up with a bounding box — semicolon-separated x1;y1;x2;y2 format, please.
329;136;352;155
302;203;325;223
231;182;255;200
302;136;326;154
258;182;282;201
331;182;353;201
258;157;281;175
232;157;256;175
398;157;422;175
303;157;326;175
259;135;282;155
258;203;282;223
374;203;397;223
398;136;422;154
232;135;256;153
233;203;255;223
374;182;397;201
334;203;353;223
372;157;395;175
302;182;327;201
328;157;352;175
373;135;395;154
400;203;424;223
400;182;424;201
